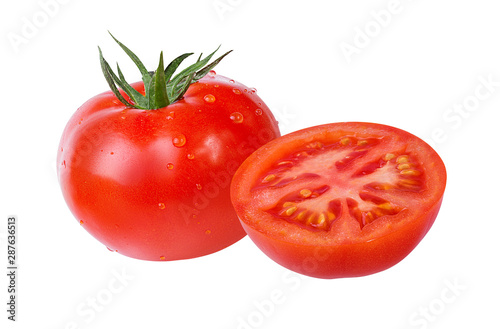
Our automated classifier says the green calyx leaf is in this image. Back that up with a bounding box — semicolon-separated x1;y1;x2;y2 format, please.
99;32;232;110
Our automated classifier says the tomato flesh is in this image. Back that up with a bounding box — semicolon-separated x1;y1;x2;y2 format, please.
231;122;446;279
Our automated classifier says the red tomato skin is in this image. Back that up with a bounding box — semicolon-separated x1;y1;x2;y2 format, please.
57;75;280;261
230;122;446;279
240;198;443;279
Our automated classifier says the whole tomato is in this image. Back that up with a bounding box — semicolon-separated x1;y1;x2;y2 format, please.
57;35;280;261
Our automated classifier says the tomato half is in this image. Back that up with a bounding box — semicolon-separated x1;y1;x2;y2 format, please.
231;122;446;279
58;74;280;261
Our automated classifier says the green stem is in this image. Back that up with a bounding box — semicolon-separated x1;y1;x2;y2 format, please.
98;32;232;110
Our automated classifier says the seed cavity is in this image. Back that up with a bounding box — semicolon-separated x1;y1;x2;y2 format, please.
255;137;424;231
306;141;324;149
347;196;402;229
269;186;335;231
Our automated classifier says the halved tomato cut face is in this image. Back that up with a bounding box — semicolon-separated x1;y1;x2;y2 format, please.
231;122;446;279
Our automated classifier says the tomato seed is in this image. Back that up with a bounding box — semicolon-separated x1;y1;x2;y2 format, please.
400;169;421;176
263;174;276;182
284;206;298;216
396;155;409;163
300;189;312;198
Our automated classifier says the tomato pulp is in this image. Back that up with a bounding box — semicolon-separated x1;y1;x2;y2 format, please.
58;74;280;261
231;122;446;279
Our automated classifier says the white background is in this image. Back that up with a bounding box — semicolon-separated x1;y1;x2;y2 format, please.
1;0;499;328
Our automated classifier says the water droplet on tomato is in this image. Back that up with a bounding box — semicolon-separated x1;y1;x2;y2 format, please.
110;152;114;155
172;134;186;147
196;184;203;190
160;256;166;261
208;70;216;77
187;153;195;160
255;109;263;116
233;88;242;95
250;88;257;94
166;111;175;120
205;230;211;235
106;247;116;252
167;163;174;170
158;203;166;210
230;112;244;123
204;94;216;103
229;79;235;83
62;160;66;168
79;220;84;225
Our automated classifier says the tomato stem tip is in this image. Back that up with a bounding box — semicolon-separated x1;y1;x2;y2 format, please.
99;32;232;110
